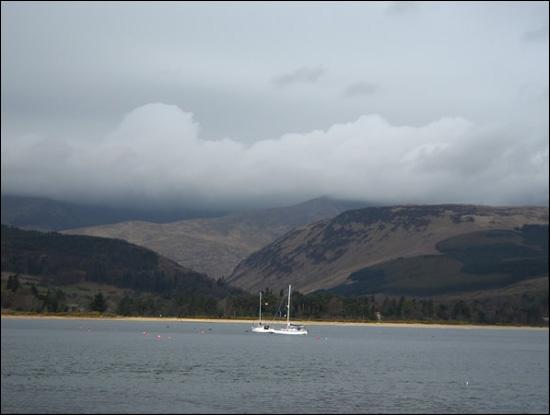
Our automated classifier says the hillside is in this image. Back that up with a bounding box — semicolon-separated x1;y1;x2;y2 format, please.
326;225;548;296
2;223;547;325
1;225;241;314
1;194;226;231
62;197;369;279
228;205;549;294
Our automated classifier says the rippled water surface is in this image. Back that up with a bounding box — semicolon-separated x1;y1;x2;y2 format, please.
1;318;548;413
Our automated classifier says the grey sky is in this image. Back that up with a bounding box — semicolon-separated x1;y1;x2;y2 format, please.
272;66;325;88
344;82;378;97
1;1;548;210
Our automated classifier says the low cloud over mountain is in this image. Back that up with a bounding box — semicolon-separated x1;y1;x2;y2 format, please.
2;103;548;211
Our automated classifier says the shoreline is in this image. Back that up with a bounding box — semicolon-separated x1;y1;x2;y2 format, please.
1;313;547;330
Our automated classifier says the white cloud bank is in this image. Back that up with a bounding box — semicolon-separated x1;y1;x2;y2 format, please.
1;103;548;209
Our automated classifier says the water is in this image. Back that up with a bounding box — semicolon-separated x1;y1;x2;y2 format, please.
1;318;548;414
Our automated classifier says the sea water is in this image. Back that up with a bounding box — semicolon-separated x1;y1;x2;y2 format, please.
1;318;548;413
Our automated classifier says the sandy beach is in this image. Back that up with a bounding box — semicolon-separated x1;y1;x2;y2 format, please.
1;314;547;330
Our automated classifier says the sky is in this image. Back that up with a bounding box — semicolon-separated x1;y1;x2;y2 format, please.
1;1;548;211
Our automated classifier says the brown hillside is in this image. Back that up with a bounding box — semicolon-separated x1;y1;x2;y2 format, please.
227;205;549;294
62;197;368;279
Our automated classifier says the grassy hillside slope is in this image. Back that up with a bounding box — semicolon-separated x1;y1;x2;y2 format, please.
63;197;369;279
228;205;548;294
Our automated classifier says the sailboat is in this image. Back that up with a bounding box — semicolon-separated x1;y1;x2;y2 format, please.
272;284;308;336
251;291;274;333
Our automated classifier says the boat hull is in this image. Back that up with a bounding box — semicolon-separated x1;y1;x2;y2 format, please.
272;328;308;336
251;325;275;333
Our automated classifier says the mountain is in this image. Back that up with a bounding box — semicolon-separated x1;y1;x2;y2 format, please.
2;223;547;325
1;225;244;316
1;194;226;231
0;224;235;295
62;197;370;279
227;205;549;295
327;225;548;296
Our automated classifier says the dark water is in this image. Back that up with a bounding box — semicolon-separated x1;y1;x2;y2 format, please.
1;318;548;414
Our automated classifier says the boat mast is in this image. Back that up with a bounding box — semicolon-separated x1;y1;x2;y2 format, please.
259;291;262;323
287;284;291;327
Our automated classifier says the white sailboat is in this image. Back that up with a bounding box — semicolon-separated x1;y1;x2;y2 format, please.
251;291;274;333
272;284;308;336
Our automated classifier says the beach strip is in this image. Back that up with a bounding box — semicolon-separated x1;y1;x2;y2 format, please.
1;314;547;330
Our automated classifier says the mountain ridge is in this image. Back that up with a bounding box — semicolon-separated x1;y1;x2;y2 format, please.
0;224;245;308
62;196;371;279
1;194;227;230
228;204;548;294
